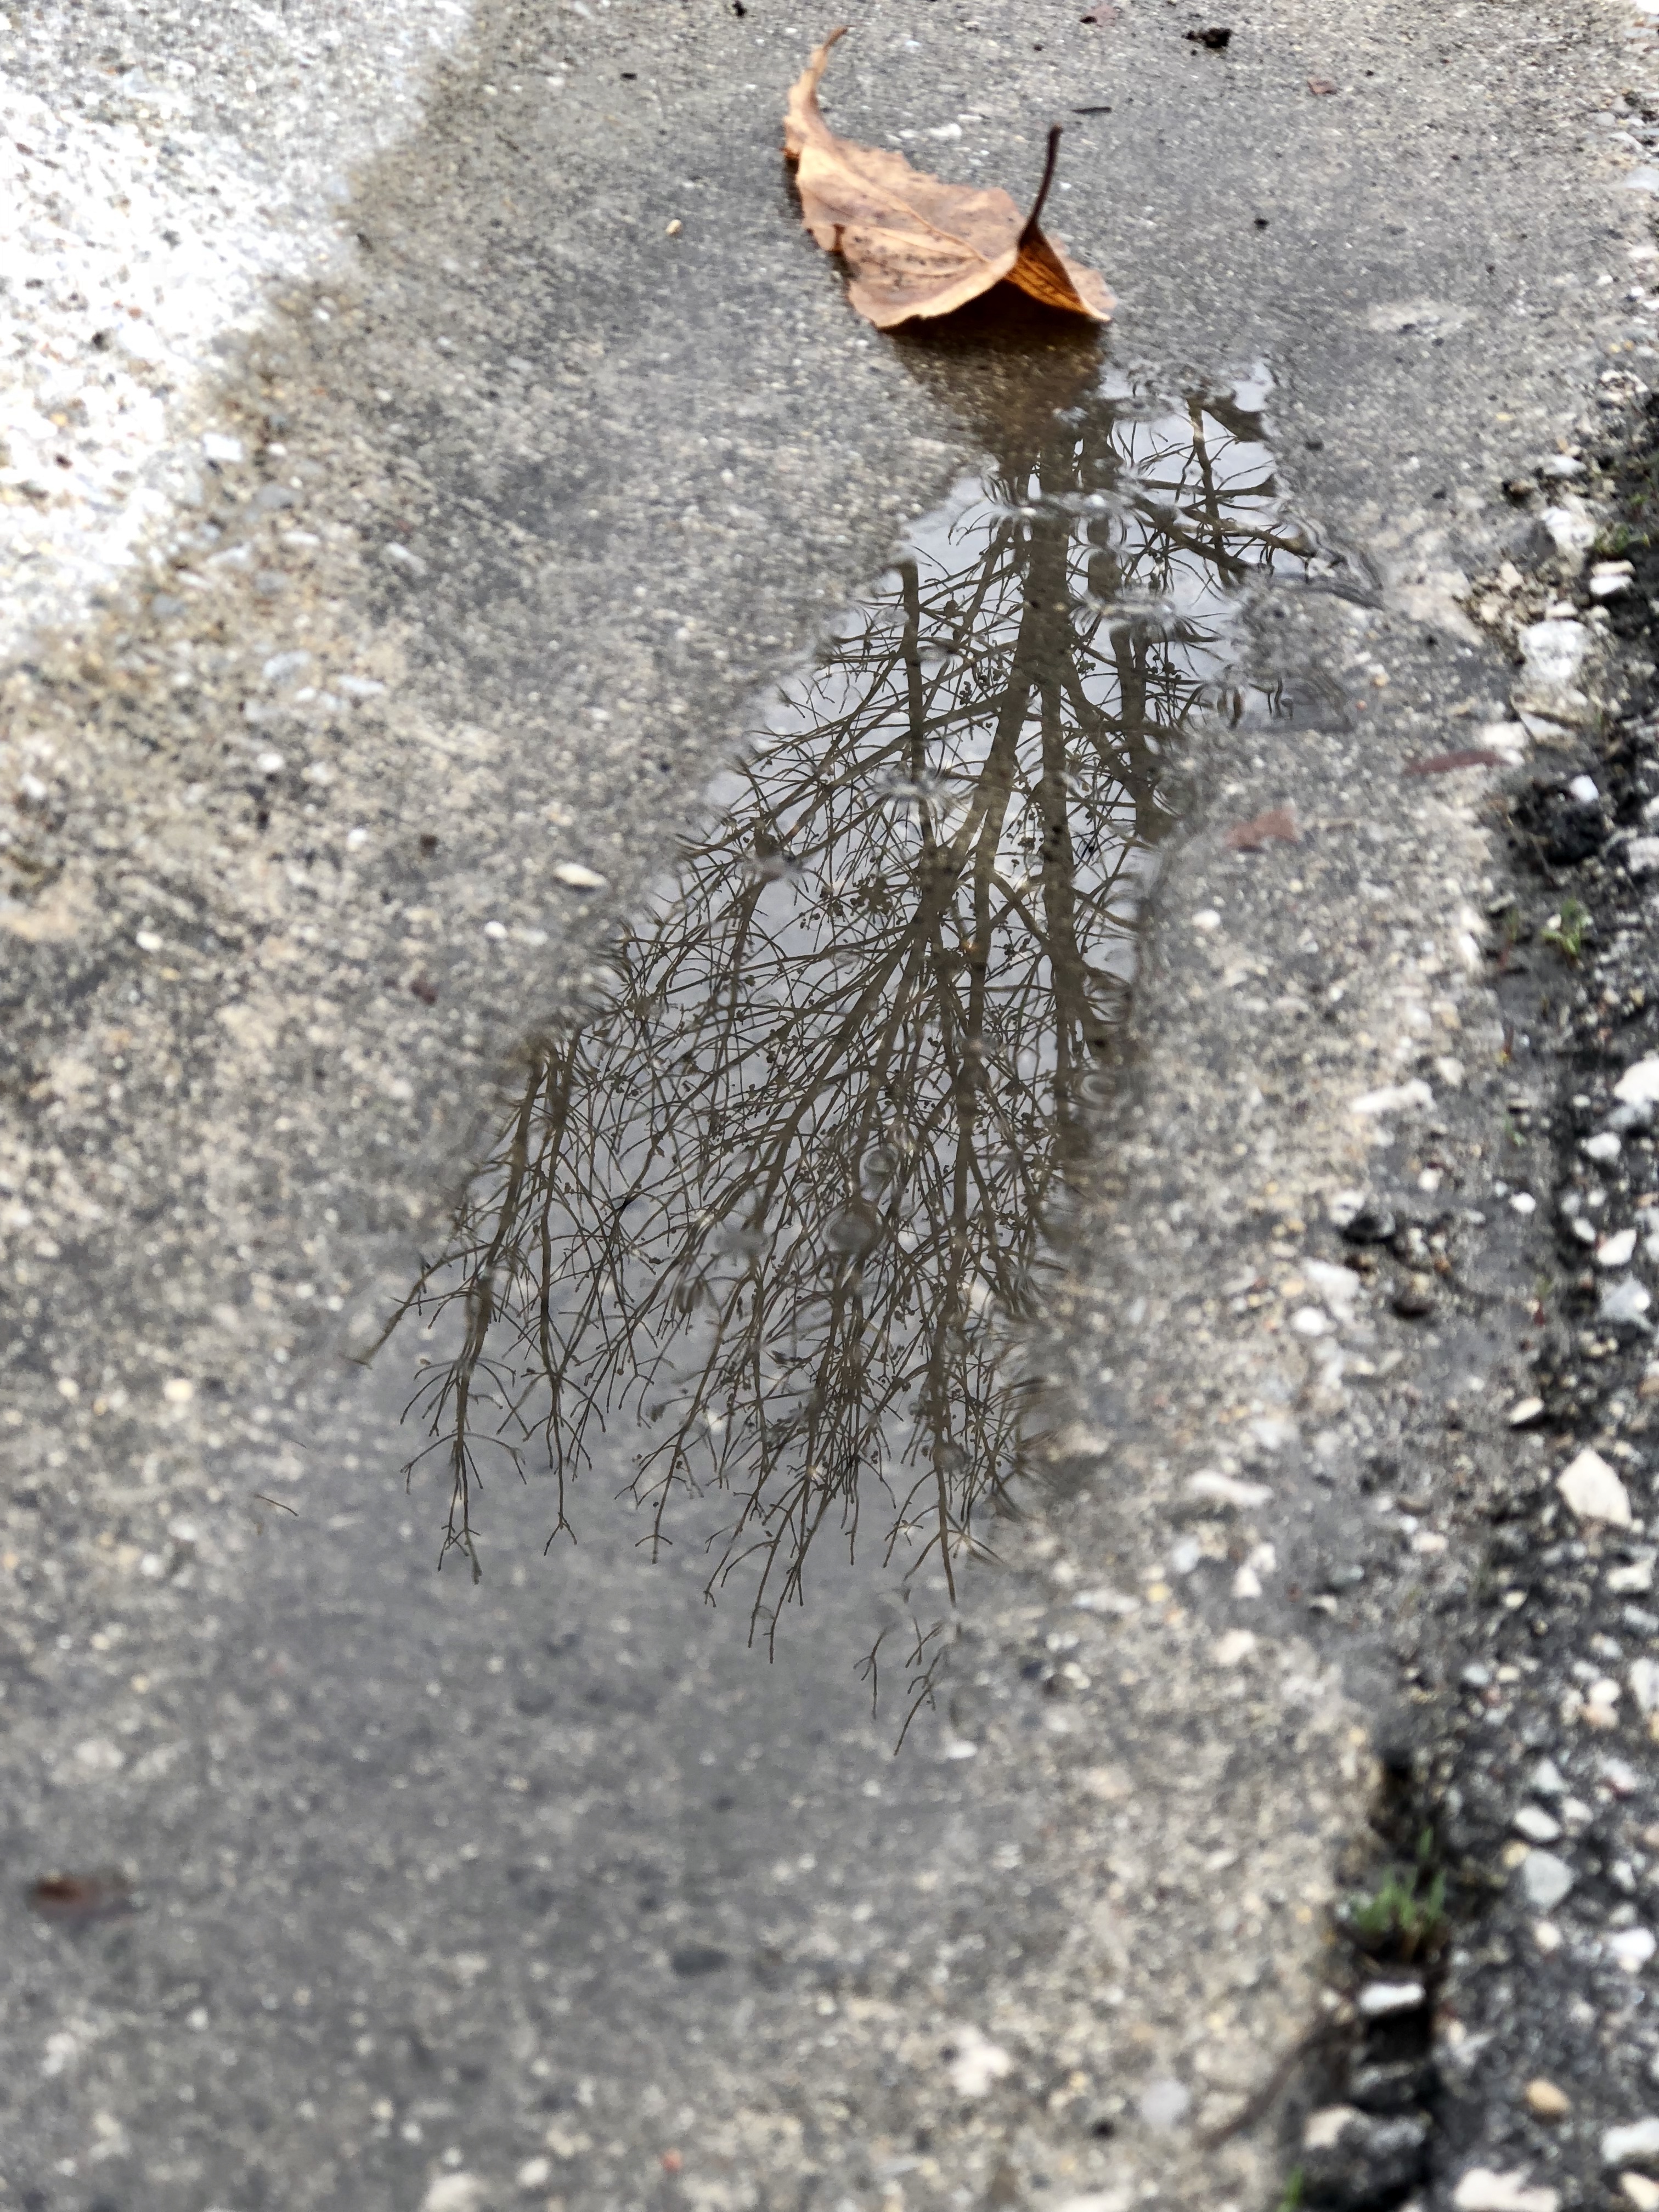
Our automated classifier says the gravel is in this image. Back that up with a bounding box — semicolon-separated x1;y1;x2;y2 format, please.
1301;2106;1431;2208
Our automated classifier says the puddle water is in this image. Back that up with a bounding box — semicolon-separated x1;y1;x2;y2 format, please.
373;366;1329;1685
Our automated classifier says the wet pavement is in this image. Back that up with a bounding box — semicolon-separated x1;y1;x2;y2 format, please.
1;374;1348;2210
379;370;1317;1672
6;1352;980;2209
9;0;1659;2208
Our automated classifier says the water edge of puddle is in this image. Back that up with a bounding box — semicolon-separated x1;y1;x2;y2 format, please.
368;362;1353;1705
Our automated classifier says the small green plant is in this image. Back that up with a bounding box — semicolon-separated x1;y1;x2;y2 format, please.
1542;898;1591;963
1276;2168;1306;2212
1346;1830;1447;1961
1594;521;1641;559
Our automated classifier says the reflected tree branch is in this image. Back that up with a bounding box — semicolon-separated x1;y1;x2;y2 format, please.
373;373;1313;1703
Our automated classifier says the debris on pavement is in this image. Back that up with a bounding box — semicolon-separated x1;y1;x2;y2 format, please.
28;1870;135;1924
1222;804;1300;850
783;28;1113;328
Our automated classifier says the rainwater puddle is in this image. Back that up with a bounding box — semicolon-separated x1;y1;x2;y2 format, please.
377;365;1333;1689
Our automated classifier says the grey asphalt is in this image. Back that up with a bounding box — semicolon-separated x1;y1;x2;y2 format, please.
4;0;1658;2206
11;1352;1012;2209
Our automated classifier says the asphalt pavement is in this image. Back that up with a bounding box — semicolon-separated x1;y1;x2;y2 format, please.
5;1;1659;2207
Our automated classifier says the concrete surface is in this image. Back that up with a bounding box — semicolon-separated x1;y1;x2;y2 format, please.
6;0;1659;2205
0;0;467;659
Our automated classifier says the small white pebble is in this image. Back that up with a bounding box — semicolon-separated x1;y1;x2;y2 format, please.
1604;2118;1659;2169
1521;1849;1575;1911
1558;1448;1634;1528
1602;1277;1652;1324
421;2177;487;2212
1351;1079;1434;1118
1357;1979;1425;2017
1305;2107;1359;2151
1609;1927;1657;1974
1138;2078;1191;2129
1071;1587;1140;1615
945;2027;1012;2097
1451;2169;1561;2212
1616;1058;1659;1107
1186;1472;1273;1508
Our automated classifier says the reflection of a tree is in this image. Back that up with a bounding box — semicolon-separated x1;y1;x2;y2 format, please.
376;372;1312;1681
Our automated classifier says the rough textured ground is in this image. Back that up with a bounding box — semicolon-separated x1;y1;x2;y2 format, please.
0;0;467;661
8;1;1659;2209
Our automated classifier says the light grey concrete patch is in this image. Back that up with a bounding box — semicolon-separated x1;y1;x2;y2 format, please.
4;0;1659;2205
0;0;469;658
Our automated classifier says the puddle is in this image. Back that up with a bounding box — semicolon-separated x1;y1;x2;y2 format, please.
373;366;1326;1679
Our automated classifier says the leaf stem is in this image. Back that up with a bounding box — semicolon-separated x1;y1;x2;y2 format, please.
1019;124;1064;244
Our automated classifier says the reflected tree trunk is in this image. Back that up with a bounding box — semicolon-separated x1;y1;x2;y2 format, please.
369;370;1317;1699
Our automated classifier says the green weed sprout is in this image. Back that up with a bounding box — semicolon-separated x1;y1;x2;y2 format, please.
1542;899;1590;963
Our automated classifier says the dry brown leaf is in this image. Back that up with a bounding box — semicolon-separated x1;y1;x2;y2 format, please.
783;28;1114;331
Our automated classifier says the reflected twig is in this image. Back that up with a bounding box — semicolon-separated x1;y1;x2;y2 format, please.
374;373;1311;1691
